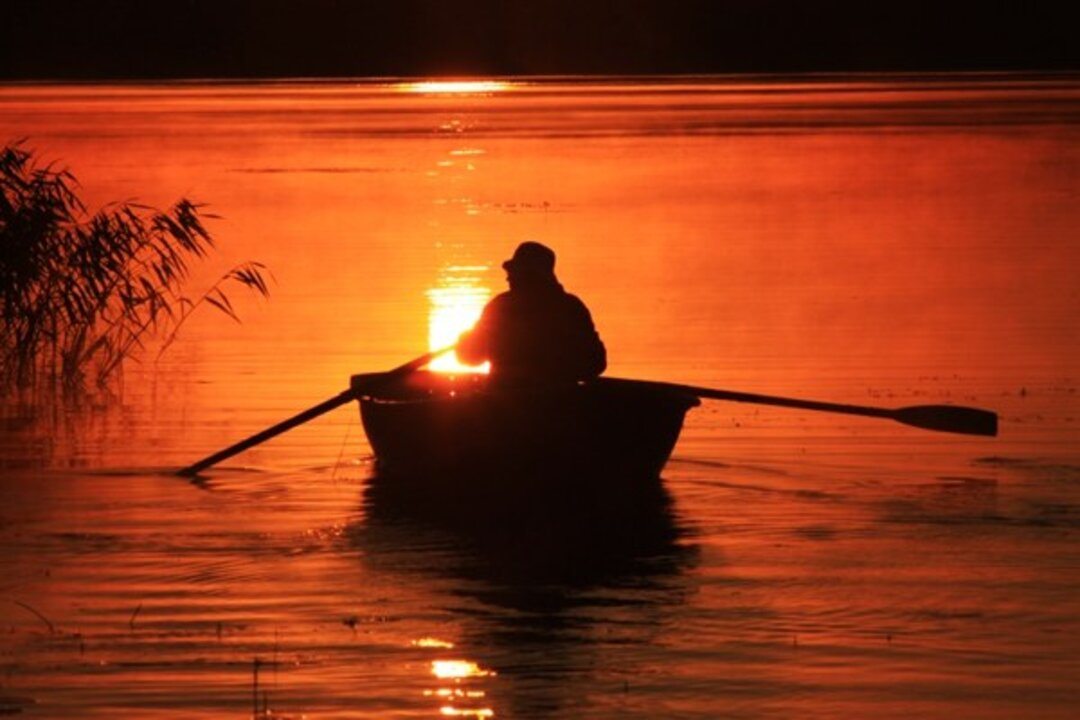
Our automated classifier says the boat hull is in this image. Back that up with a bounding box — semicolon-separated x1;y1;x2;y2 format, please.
356;372;698;497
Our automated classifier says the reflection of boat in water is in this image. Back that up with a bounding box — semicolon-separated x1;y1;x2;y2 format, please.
352;371;702;719
353;370;699;502
354;475;701;719
360;477;692;579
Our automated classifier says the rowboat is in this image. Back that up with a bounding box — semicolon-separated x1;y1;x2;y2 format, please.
354;371;700;500
178;351;995;482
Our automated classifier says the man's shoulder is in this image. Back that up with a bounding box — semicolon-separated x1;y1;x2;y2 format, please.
488;291;513;307
563;291;587;305
561;292;592;314
482;291;514;316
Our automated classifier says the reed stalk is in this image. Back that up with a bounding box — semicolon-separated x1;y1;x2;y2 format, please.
1;141;270;399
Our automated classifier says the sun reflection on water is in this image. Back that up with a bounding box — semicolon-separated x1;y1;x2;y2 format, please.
425;659;497;718
427;264;491;373
431;659;496;680
398;80;512;95
412;637;456;649
439;707;495;718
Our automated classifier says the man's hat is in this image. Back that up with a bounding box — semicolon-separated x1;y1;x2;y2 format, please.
502;241;556;273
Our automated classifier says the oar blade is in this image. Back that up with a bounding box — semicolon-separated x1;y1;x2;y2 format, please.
894;405;998;437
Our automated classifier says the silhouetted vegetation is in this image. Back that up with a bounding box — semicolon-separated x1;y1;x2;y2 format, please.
0;141;269;398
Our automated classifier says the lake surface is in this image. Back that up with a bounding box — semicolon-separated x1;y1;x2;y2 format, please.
1;75;1078;718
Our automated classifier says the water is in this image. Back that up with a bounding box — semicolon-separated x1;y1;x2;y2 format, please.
1;76;1078;718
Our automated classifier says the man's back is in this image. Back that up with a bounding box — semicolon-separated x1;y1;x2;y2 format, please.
457;281;606;383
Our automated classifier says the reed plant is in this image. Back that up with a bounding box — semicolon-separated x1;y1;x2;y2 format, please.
1;141;270;398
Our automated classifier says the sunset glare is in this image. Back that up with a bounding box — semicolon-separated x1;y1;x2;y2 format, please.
439;707;495;718
399;80;511;95
413;637;456;649
426;265;491;373
431;660;496;680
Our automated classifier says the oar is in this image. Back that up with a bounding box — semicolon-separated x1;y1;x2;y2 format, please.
177;347;452;477
607;378;998;437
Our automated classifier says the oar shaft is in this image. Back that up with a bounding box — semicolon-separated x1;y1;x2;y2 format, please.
177;346;456;477
606;377;996;436
683;385;893;420
177;389;355;477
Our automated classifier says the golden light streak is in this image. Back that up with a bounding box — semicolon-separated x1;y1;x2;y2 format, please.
398;80;511;95
431;660;496;680
413;637;456;649
425;689;487;699
439;706;494;718
426;265;491;374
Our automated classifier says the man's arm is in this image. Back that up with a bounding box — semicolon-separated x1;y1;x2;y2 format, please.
570;297;606;378
455;297;499;366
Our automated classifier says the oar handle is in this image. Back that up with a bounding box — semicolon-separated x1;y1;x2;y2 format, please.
385;346;454;375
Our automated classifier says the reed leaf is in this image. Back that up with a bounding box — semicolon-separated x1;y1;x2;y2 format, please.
1;142;271;398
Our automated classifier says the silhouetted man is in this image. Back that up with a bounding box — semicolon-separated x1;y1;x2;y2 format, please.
457;242;606;384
